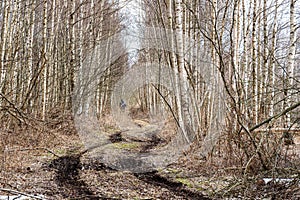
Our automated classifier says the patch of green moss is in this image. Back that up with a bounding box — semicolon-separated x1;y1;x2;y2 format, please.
55;148;67;155
113;142;140;150
176;177;193;188
167;168;181;174
104;125;119;133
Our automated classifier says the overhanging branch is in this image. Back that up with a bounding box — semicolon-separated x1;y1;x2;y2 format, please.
249;101;300;132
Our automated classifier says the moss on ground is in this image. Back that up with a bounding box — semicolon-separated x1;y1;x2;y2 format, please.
176;177;193;188
113;142;140;150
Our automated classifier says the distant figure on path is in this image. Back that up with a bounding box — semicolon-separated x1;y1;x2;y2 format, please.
120;99;126;111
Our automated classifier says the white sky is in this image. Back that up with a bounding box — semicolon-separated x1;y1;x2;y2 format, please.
119;0;144;67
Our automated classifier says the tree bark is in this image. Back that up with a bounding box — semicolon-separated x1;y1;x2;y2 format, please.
175;0;190;143
286;0;296;127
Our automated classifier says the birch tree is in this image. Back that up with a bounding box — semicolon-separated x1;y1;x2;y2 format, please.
269;0;278;117
286;0;297;127
252;0;259;124
42;0;48;120
174;0;190;142
0;0;9;99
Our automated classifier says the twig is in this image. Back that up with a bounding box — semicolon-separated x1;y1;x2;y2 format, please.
0;187;46;199
0;93;27;124
223;167;246;171
222;181;242;198
151;84;180;127
253;128;300;134
5;147;60;158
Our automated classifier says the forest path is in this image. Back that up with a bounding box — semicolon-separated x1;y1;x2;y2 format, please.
1;115;299;199
0;122;212;199
44;152;211;199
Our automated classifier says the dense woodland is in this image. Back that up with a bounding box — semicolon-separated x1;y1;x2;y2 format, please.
0;0;299;198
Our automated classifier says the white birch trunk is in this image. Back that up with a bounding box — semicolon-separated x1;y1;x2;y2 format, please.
11;0;20;104
27;0;36;95
252;0;258;124
49;0;56;108
207;0;217;139
242;0;249;102
175;0;190;143
0;0;9;95
257;0;262;122
42;0;48;120
286;0;296;127
270;0;278;117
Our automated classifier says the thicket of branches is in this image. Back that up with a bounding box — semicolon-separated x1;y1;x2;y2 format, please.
0;0;126;126
137;0;300;172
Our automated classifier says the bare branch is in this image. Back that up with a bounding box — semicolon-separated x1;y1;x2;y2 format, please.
0;188;45;200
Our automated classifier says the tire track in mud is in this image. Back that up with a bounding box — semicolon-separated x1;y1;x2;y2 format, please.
48;155;116;199
47;152;211;199
46;119;209;199
135;172;211;200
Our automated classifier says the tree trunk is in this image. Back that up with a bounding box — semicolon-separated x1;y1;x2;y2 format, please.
269;0;278;117
175;0;190;143
42;0;48;120
286;0;296;127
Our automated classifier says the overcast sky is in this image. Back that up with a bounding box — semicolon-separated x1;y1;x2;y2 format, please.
119;0;144;67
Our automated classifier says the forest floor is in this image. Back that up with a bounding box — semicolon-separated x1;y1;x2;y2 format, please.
0;113;299;199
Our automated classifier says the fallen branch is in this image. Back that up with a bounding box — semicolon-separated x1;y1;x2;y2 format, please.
249;101;300;132
253;128;300;134
5;147;60;158
236;102;300;170
0;188;45;200
0;93;27;124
